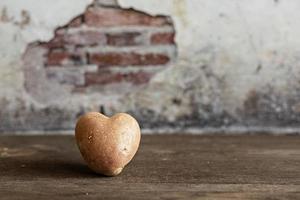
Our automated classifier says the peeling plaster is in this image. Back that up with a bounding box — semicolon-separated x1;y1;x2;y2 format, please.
0;0;93;97
118;0;300;125
1;0;300;133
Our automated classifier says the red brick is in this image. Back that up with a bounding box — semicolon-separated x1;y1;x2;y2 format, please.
46;51;86;66
151;32;175;44
45;31;106;49
107;32;141;46
85;7;171;27
46;51;68;65
45;35;65;48
85;70;152;85
46;68;85;86
89;52;170;66
68;16;83;27
64;31;106;46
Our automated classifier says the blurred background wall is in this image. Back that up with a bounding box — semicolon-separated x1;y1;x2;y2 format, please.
1;0;300;133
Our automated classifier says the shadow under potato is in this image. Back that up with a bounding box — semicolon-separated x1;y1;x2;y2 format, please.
0;155;106;179
0;148;105;179
0;135;110;179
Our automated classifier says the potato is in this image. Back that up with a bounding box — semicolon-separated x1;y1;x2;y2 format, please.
75;112;141;176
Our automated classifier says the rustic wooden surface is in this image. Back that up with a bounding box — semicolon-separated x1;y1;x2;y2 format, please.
0;135;299;200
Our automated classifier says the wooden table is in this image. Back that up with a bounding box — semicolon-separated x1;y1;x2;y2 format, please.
0;135;299;199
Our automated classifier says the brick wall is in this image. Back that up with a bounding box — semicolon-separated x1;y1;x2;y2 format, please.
38;1;176;91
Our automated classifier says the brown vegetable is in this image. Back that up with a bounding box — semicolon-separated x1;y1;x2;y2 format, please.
75;112;141;176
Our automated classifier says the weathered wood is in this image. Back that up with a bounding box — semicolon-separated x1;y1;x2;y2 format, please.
0;135;299;200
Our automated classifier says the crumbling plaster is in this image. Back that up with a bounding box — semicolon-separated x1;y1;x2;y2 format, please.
0;0;93;96
1;0;300;133
119;0;300;114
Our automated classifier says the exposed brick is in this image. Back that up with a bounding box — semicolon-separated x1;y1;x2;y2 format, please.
46;68;85;86
46;51;86;66
45;31;106;49
85;70;152;85
89;52;170;66
85;7;171;27
45;34;65;49
68;16;83;27
106;32;142;46
64;31;106;46
29;2;176;91
46;51;68;66
151;32;175;44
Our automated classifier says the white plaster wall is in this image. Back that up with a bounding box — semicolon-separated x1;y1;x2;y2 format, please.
119;0;300;112
1;0;300;132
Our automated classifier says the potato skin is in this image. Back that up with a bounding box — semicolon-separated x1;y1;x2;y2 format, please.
75;112;141;176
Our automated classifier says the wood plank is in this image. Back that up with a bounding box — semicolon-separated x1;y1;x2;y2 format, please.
0;135;299;200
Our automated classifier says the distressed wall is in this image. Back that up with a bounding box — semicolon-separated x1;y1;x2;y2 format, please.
1;0;300;134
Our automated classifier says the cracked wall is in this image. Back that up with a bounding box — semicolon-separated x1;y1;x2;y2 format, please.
1;0;300;133
118;0;300;132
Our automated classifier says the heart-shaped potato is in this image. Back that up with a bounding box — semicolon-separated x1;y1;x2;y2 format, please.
75;112;141;176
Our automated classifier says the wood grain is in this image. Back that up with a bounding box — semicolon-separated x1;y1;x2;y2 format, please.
0;135;299;200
